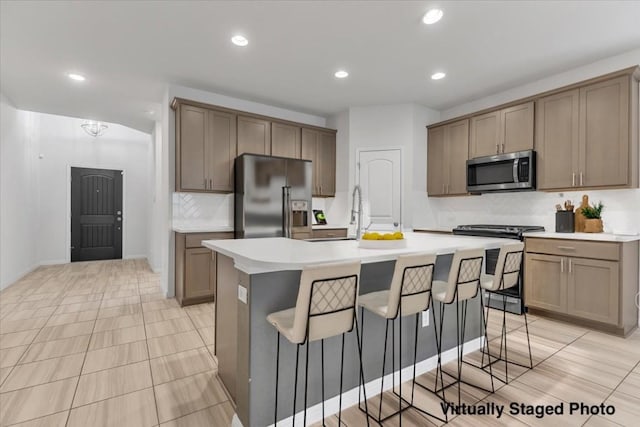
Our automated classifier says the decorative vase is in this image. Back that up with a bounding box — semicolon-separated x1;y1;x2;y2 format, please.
584;218;603;233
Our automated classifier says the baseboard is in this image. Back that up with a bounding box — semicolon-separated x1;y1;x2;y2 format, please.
38;259;68;266
256;336;484;427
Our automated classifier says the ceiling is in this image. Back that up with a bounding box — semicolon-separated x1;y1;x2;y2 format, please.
2;1;640;133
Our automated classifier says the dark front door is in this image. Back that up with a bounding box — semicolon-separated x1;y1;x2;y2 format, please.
71;167;123;262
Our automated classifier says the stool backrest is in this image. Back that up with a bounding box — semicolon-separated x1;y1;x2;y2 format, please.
291;261;361;343
387;253;436;318
442;248;484;304
485;242;524;291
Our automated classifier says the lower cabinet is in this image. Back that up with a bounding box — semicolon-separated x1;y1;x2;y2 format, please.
525;253;567;313
311;228;348;239
175;232;234;306
524;237;638;336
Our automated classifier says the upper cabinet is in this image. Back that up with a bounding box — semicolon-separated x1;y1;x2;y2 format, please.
301;128;336;197
536;75;635;190
427;119;469;196
174;99;338;194
536;89;580;190
470;101;534;158
176;104;236;193
271;122;301;158
579;76;630;188
237;116;271;156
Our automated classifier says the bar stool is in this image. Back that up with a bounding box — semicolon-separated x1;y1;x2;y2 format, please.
478;242;532;383
267;261;370;426
357;253;446;424
431;248;495;406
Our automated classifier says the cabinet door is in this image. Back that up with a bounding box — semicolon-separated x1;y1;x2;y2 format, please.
207;110;236;192
271;122;301;159
318;132;336;196
427;126;446;196
446;119;469;195
567;258;619;325
301;128;320;196
185;248;215;300
469;110;500;158
525;253;567;313
579;76;630;187
237;116;271;156
501;102;534;154
178;105;208;191
535;90;580;190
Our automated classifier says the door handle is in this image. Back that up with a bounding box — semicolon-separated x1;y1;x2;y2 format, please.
501;143;505;153
496;143;500;154
560;258;564;273
557;246;575;251
572;172;576;187
568;258;572;274
579;172;584;186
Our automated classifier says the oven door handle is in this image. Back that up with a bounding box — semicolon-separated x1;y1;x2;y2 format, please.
513;158;520;183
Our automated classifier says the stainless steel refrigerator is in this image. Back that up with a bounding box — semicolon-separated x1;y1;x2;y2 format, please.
235;154;313;239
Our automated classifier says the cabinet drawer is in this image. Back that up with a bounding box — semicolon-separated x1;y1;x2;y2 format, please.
525;238;619;261
185;232;234;248
312;228;348;239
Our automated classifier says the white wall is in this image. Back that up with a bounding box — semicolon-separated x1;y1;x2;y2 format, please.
35;113;152;264
0;95;39;289
441;48;640;120
322;104;440;229
159;84;330;297
147;121;163;273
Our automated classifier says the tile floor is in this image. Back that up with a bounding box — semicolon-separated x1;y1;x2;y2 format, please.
0;259;231;427
1;259;639;427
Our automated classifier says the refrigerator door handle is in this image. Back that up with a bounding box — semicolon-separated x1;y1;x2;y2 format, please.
287;186;293;238
283;186;291;238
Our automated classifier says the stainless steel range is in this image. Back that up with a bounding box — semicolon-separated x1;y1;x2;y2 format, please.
452;224;545;314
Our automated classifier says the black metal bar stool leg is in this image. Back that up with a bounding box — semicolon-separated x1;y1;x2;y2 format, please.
274;332;280;426
321;339;325;425
338;333;346;425
353;315;371;426
293;344;300;426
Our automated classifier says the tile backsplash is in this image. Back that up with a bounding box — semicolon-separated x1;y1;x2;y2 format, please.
172;192;233;227
414;188;640;234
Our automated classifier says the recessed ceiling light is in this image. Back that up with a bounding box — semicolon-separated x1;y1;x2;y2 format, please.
423;9;443;25
431;72;446;80
231;35;249;47
334;70;349;79
145;110;155;115
67;73;86;81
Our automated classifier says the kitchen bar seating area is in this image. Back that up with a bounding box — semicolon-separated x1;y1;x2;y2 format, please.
205;234;539;426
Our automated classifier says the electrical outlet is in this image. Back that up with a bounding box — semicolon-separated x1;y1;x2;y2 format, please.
237;285;248;304
421;309;429;327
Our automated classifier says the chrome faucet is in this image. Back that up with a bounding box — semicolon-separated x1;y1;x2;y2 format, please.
350;185;363;239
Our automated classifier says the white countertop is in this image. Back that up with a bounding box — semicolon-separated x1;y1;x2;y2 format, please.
203;232;507;274
523;231;640;243
312;224;349;229
172;223;234;233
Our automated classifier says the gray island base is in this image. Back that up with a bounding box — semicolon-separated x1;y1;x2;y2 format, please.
204;233;506;426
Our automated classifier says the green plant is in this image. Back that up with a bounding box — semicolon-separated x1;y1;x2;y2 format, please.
581;201;604;219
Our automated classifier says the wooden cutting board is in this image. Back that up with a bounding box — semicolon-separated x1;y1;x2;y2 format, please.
574;194;589;232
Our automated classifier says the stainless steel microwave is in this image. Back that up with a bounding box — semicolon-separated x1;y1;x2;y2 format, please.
467;150;536;193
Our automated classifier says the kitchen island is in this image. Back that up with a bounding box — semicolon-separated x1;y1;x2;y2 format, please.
203;232;506;426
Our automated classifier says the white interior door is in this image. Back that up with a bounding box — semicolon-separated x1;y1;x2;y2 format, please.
358;149;401;226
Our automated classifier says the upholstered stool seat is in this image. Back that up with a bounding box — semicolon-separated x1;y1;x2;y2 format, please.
357;253;445;424
268;261;370;426
477;242;532;383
